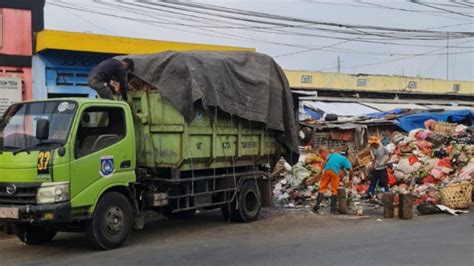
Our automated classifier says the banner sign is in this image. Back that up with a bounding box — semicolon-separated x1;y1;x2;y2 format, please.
0;77;22;117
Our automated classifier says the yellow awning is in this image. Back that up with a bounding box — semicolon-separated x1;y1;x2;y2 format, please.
36;30;255;54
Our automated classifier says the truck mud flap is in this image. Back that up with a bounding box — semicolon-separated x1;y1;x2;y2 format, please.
257;177;272;208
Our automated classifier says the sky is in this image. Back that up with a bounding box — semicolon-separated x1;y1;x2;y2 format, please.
45;0;474;81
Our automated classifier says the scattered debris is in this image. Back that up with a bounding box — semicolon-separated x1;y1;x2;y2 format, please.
272;121;473;216
435;204;470;216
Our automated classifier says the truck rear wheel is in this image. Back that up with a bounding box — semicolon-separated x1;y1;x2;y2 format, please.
221;180;261;222
86;192;133;250
15;224;57;245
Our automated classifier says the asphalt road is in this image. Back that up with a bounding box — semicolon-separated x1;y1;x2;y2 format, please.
0;208;473;266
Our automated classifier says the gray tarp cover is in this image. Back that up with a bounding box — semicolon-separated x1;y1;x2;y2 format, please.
116;51;298;151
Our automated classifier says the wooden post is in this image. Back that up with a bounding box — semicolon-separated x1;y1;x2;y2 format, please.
382;192;395;218
399;193;414;220
338;188;348;214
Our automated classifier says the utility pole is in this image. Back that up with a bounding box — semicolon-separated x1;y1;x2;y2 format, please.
337;56;341;73
446;32;449;80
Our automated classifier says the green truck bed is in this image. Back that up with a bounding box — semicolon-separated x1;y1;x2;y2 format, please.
130;90;285;172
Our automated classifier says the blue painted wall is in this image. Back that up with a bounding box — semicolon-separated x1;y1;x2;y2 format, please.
32;50;117;99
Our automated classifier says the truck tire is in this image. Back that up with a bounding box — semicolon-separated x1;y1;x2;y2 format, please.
86;192;133;250
221;180;261;223
15;224;57;245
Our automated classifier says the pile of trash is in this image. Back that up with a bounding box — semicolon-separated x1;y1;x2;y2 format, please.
386;122;473;206
272;148;327;208
272;121;473;209
271;146;364;208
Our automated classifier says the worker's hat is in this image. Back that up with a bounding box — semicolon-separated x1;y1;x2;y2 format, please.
368;136;381;144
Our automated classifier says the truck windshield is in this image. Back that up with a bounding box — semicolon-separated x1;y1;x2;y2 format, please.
0;101;77;151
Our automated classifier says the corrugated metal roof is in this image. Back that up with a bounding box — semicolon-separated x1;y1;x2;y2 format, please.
423;104;474;111
361;102;427;111
302;101;378;116
292;90;319;96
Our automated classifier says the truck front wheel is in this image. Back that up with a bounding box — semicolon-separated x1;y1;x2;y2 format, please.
221;180;261;222
15;224;57;245
86;192;133;250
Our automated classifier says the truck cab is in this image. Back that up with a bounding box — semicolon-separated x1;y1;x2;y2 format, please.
0;98;136;249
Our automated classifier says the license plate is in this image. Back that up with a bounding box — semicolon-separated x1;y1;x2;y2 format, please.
0;207;19;219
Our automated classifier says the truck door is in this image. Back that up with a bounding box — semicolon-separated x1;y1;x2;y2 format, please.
69;105;134;208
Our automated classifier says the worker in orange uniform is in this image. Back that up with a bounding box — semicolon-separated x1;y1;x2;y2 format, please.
313;149;353;214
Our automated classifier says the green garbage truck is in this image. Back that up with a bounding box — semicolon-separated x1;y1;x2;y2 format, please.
0;51;297;249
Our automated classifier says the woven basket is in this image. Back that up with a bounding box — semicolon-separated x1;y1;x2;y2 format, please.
471;180;474;202
440;183;472;209
356;149;374;167
433;122;457;136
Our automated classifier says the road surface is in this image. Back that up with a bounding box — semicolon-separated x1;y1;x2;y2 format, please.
1;208;473;266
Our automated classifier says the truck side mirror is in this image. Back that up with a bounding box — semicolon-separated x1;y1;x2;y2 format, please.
36;119;50;140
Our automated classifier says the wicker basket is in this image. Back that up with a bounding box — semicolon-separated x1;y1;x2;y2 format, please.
440;183;472;209
356;149;374;167
433;122;457;136
471;180;474;202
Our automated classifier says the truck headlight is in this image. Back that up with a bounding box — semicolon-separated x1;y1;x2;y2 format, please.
36;182;70;204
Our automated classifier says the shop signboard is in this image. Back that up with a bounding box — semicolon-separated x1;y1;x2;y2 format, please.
0;77;22;117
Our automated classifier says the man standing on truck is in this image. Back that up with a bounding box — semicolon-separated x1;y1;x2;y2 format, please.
88;58;134;100
367;136;390;200
313;148;353;214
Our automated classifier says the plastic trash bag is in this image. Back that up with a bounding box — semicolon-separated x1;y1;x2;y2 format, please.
417;204;442;215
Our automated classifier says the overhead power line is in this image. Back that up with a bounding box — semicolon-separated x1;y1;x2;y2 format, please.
50;1;317;50
274;37;364;58
92;1;474;57
49;1;474;49
323;46;474;57
303;0;473;21
277;46;474;58
49;0;474;63
55;1;117;35
318;39;474;71
146;1;474;44
96;1;319;49
47;0;473;77
410;0;474;18
419;0;474;9
158;0;474;37
99;0;474;58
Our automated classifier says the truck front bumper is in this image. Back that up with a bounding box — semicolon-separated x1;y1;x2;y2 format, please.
0;202;71;223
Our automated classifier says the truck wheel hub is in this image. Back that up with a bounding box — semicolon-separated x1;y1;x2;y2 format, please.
244;191;258;214
106;207;124;233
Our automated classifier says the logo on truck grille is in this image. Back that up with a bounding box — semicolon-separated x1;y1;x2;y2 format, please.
5;184;17;195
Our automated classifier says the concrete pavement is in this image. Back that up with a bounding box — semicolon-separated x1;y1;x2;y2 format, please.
0;208;473;266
